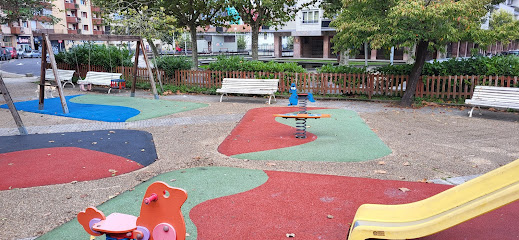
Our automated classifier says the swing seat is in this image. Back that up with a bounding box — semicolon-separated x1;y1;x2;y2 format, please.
78;72;123;94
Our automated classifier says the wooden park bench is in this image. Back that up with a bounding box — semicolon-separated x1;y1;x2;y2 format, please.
45;69;75;88
465;86;519;117
216;78;279;104
77;71;123;94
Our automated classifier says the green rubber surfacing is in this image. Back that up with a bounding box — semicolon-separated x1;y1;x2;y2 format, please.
232;109;392;162
70;95;208;122
38;167;268;240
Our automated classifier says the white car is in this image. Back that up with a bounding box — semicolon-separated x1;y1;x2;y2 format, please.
26;50;42;58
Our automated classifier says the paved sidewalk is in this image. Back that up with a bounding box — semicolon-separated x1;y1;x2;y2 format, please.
0;113;243;136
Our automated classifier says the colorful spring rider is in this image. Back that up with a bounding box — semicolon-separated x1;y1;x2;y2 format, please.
274;83;330;139
78;182;187;240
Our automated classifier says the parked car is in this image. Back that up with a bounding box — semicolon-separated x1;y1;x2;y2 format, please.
5;47;19;59
26;50;42;58
0;47;12;61
507;50;519;56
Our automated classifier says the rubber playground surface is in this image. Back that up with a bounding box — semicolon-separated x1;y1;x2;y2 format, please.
218;107;392;162
0;130;157;190
0;95;208;122
40;167;519;240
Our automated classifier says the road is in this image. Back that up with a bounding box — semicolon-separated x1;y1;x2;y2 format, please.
0;57;43;77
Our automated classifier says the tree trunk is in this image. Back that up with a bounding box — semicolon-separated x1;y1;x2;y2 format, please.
400;40;429;107
251;23;259;60
189;24;199;70
146;38;160;59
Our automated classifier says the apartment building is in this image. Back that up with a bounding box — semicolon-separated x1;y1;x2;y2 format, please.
0;0;105;52
270;0;518;61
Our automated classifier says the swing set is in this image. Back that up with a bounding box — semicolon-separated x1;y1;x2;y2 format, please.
39;33;161;114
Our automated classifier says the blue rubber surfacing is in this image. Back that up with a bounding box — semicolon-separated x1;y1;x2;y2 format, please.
0;95;139;122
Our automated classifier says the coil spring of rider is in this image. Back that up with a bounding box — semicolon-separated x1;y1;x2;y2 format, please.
295;117;307;139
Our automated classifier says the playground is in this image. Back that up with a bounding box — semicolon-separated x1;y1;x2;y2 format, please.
1;74;519;240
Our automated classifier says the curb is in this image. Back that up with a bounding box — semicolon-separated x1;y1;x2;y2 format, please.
0;70;26;78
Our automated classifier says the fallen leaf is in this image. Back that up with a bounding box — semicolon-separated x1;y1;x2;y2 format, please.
48;140;55;143
186;233;190;237
286;233;295;238
377;161;386;165
403;162;411;166
92;142;97;145
327;215;334;219
399;187;411;192
374;170;387;174
141;149;146;152
7;163;13;166
70;181;78;184
170;179;176;182
109;169;118;176
109;131;115;133
266;162;277;166
399;176;406;180
418;178;428;183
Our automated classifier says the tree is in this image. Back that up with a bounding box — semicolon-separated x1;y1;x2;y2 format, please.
228;0;310;60
0;0;58;24
237;35;246;51
161;0;230;69
91;1;175;58
331;0;517;106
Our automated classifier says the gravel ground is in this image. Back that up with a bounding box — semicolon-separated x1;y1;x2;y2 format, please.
1;76;519;239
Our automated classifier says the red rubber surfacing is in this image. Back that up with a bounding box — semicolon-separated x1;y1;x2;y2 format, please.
190;170;519;240
218;107;324;156
0;147;142;190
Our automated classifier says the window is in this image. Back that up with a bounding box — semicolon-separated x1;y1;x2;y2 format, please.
22;21;28;28
83;25;88;31
302;10;319;24
264;33;267;40
82;12;87;18
224;36;235;43
80;0;85;4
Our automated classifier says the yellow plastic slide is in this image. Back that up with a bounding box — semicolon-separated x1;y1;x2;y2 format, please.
348;159;519;240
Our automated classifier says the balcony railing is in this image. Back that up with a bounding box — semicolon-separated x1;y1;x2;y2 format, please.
64;3;77;9
32;29;55;35
93;30;103;35
91;6;101;12
66;16;78;23
10;26;21;34
92;18;102;25
68;29;78;34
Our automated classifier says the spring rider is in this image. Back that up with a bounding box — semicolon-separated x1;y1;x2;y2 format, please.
77;181;187;240
274;83;330;139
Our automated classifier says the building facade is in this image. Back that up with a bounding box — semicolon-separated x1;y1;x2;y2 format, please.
0;0;105;53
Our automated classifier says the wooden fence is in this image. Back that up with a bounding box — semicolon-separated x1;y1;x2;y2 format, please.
48;63;518;99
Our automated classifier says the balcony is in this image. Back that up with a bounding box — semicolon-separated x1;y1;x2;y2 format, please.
91;6;101;12
66;16;78;23
32;29;55;35
68;29;78;34
64;3;78;9
33;16;52;22
92;18;102;25
93;30;103;35
10;26;21;34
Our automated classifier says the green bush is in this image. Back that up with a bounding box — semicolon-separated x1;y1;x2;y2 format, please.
207;56;306;73
55;43;133;70
317;64;367;74
374;56;519;76
155;56;192;77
